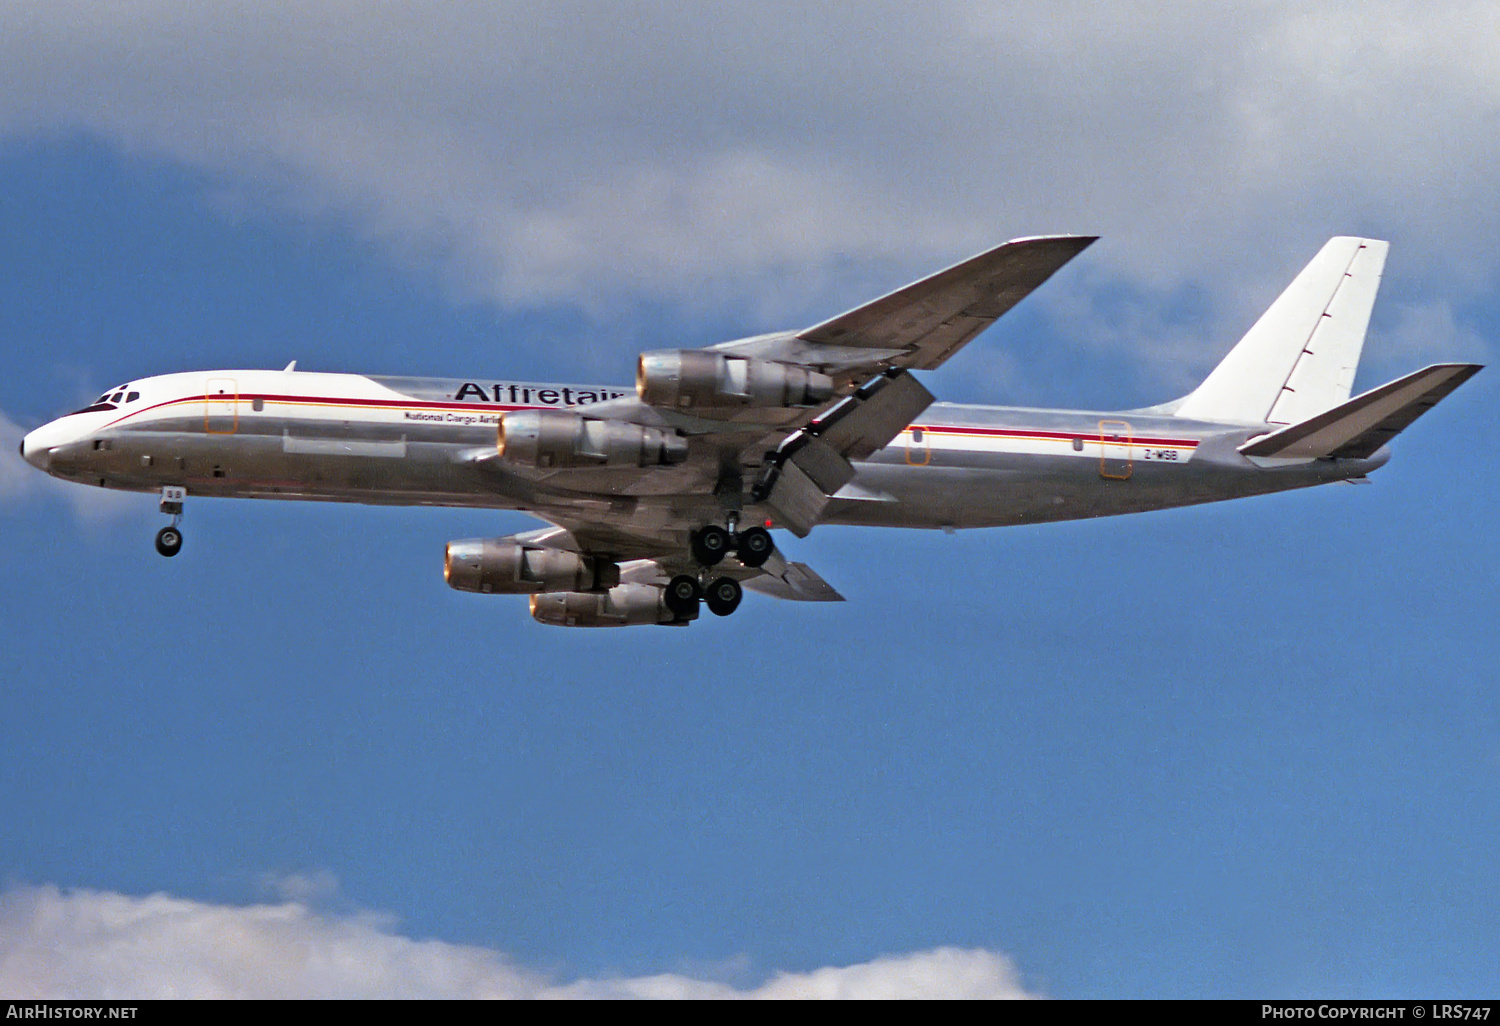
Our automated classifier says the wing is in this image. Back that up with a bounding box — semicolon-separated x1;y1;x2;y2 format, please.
502;524;845;602
481;235;1095;593
711;234;1097;380
567;234;1096;498
796;233;1098;370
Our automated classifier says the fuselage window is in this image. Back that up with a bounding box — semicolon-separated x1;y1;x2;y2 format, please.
1072;437;1084;451
912;428;924;443
252;398;264;412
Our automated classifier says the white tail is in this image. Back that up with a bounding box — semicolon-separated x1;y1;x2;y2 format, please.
1175;237;1389;424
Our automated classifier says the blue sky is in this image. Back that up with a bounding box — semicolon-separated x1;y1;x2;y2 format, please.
1;4;1497;999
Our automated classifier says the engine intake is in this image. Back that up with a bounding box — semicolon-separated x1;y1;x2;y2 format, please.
637;350;834;411
498;410;687;469
530;583;691;627
445;538;620;594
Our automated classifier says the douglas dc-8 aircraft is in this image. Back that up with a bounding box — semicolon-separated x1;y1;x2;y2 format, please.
19;235;1481;627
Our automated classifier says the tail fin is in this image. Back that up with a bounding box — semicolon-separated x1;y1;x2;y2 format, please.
1175;237;1389;424
1238;363;1481;460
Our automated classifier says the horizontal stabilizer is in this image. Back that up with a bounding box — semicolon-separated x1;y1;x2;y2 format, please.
1238;363;1481;460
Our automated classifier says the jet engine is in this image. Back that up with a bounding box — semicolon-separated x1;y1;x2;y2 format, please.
444;538;620;594
497;410;688;469
636;350;834;411
529;583;690;627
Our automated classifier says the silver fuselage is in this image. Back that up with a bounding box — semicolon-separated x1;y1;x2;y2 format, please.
20;368;1387;543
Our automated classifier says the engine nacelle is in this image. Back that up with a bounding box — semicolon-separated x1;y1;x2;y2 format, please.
444;538;620;594
530;583;691;627
636;350;834;411
498;410;688;469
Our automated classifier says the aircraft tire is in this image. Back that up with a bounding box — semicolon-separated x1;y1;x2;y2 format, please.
735;527;774;568
155;526;183;558
705;576;742;617
691;525;730;566
664;575;702;617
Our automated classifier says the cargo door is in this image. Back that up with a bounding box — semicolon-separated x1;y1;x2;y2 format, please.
205;377;238;434
905;425;931;466
1098;419;1133;480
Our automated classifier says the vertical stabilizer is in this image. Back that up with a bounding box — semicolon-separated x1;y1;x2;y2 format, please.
1175;237;1389;424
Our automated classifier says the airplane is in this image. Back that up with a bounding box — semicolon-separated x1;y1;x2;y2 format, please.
17;235;1481;627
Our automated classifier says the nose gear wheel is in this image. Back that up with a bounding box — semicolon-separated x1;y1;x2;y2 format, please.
155;526;183;557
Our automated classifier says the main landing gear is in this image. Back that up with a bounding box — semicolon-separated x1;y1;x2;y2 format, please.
663;573;743;619
689;522;774;569
670;518;771;620
155;485;186;558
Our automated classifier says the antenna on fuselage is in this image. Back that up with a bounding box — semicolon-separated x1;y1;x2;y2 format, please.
283;360;298;372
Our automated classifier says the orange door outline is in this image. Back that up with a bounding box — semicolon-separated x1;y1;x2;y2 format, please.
905;425;931;466
205;377;239;435
1098;419;1133;480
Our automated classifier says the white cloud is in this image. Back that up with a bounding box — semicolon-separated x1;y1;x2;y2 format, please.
0;410;38;505
0;1;1494;372
0;883;1037;1000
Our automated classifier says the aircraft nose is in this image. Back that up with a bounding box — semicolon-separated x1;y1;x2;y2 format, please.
19;429;50;471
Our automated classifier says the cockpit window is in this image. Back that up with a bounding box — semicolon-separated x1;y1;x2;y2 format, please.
111;392;124;403
96;393;112;404
126;391;140;402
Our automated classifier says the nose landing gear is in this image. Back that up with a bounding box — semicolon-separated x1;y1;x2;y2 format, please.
155;526;183;557
155;485;186;558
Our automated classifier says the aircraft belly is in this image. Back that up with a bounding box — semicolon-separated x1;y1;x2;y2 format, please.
822;445;1361;530
82;422;527;509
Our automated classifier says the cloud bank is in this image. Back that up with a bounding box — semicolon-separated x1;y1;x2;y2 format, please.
0;884;1036;999
1;1;1497;348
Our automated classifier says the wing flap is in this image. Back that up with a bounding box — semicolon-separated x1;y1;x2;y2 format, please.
754;369;934;535
812;368;935;460
1238;363;1481;460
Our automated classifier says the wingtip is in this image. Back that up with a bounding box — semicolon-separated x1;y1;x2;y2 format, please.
1007;233;1099;247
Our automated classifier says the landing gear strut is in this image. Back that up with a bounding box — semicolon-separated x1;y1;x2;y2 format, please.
156;485;186;558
